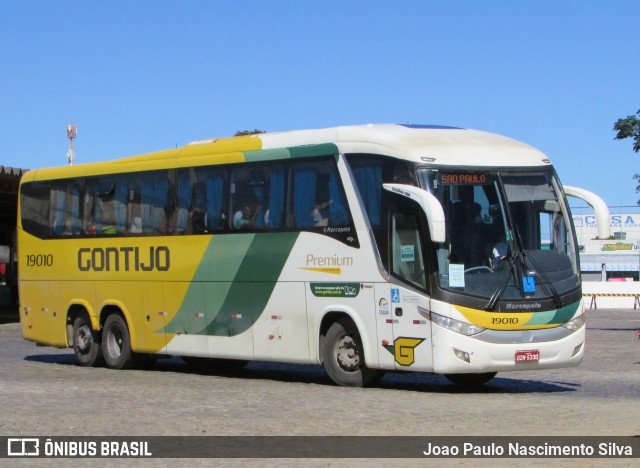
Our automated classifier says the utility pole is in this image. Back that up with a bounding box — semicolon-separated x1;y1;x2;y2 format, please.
66;124;77;165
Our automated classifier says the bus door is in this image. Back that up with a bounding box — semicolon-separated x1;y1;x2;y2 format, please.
377;202;434;372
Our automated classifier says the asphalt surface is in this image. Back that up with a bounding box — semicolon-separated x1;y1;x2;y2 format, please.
1;308;639;466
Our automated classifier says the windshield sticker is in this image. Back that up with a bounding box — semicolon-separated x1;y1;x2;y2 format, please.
401;245;415;262
449;264;465;288
523;276;536;294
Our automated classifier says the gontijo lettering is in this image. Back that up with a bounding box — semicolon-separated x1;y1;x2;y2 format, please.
78;246;170;272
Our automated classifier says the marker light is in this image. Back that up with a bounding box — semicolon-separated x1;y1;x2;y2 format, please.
428;311;485;336
453;348;471;363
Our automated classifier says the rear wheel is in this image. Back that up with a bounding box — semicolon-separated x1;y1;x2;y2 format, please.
102;314;140;370
72;314;103;367
322;318;384;387
444;372;497;387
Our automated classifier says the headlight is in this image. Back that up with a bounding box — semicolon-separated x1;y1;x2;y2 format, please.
428;311;485;336
562;313;586;332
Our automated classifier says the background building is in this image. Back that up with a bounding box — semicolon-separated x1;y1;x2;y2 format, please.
573;207;640;282
0;165;25;307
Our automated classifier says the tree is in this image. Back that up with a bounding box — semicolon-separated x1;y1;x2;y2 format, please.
613;109;640;203
614;109;640;152
234;129;266;136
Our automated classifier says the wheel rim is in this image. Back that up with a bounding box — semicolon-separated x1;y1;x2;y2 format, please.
76;324;93;355
336;334;360;371
107;324;124;359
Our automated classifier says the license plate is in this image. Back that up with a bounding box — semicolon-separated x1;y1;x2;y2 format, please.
515;350;540;363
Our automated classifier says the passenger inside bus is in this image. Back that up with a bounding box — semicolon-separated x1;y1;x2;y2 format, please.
233;202;262;230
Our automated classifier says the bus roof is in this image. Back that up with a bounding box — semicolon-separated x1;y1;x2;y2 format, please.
199;123;551;168
24;124;551;182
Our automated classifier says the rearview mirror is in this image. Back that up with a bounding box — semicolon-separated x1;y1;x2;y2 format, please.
383;183;446;243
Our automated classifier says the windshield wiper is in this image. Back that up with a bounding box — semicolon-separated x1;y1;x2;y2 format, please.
484;173;563;311
521;248;563;309
484;257;515;311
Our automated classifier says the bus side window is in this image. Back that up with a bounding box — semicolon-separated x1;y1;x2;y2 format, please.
138;172;169;234
289;159;350;229
290;166;316;228
20;182;51;239
231;167;265;230
174;169;194;233
50;180;81;236
264;166;285;229
390;207;427;290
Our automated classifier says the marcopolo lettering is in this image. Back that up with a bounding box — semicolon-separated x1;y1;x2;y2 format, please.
78;246;170;272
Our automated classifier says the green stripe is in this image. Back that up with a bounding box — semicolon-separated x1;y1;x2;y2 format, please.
243;143;339;162
288;143;338;158
203;232;298;336
523;302;580;326
163;232;299;337
243;148;291;162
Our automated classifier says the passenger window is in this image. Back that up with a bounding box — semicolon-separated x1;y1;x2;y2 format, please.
190;167;227;233
50;180;82;236
20;182;51;239
230;166;266;230
289;159;350;228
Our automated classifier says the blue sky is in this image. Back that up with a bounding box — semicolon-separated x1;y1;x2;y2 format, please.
1;1;639;208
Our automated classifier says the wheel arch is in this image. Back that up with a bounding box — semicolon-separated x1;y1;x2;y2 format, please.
318;308;377;367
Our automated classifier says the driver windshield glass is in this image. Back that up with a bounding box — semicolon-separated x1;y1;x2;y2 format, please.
419;169;579;302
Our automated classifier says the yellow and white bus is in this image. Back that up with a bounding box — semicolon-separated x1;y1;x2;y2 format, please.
18;124;610;386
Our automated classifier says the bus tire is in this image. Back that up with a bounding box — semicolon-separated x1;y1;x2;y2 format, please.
322;318;384;387
72;314;103;367
102;314;140;370
444;372;497;387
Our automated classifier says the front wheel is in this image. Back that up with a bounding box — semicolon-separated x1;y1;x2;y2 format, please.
444;372;497;387
72;314;103;367
102;314;140;370
322;319;384;387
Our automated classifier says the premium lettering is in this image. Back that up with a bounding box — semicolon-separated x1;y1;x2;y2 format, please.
306;254;353;267
78;246;170;272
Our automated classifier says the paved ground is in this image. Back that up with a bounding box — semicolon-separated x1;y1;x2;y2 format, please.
1;308;639;466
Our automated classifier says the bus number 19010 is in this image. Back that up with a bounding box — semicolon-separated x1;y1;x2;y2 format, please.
26;254;53;267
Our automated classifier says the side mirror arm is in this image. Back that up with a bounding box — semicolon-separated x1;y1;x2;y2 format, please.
382;183;446;243
564;185;610;239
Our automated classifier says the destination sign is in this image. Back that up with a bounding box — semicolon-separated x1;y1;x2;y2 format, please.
438;173;488;185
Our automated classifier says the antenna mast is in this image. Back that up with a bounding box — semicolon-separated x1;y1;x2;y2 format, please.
66;124;77;165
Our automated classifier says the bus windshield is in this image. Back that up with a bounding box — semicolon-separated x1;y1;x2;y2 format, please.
419;169;579;306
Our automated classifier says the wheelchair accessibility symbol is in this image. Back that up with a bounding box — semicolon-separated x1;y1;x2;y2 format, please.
391;288;400;303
